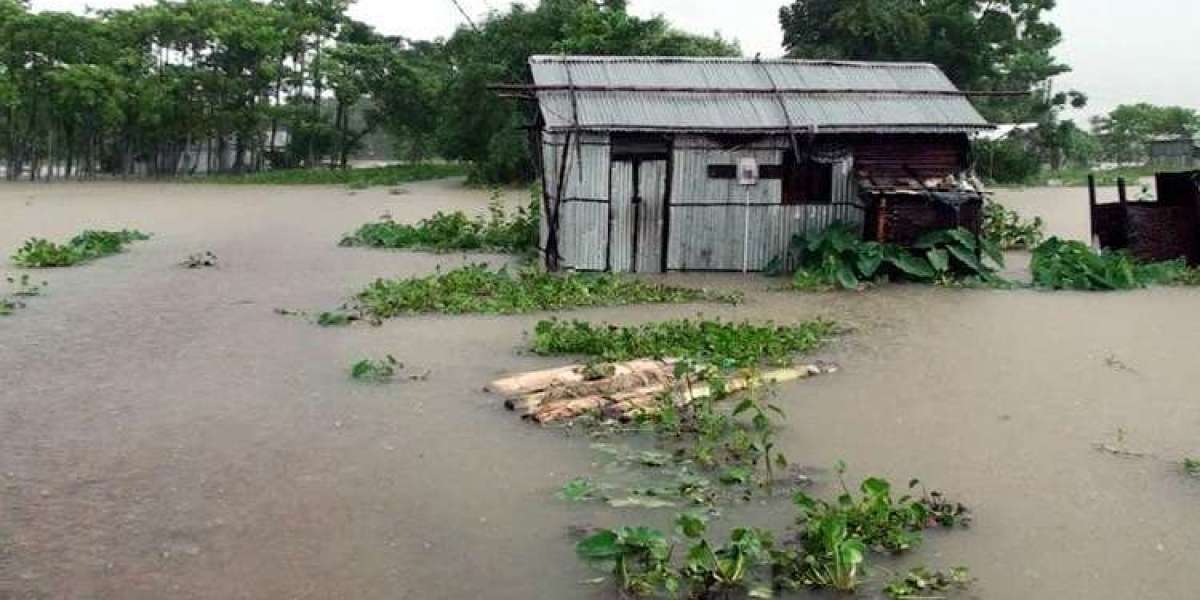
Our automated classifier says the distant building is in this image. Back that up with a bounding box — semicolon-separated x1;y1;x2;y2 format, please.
1148;135;1199;169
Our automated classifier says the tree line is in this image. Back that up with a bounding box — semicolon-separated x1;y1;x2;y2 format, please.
1;0;1193;184
0;0;735;181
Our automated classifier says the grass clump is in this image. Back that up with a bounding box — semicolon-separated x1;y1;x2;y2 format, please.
1029;237;1200;290
350;355;401;382
349;264;739;318
340;196;537;254
531;318;837;368
193;163;466;187
11;229;150;268
982;200;1044;249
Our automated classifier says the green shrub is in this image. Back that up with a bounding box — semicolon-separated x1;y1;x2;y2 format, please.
982;200;1045;249
531;318;837;367
1028;238;1194;290
779;224;1003;290
11;229;150;268
340;196;538;254
348;264;739;318
973;138;1042;185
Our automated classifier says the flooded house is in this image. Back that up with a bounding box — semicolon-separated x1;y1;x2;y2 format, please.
515;55;993;272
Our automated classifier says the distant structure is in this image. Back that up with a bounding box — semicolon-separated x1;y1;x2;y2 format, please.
1148;135;1199;169
514;56;992;272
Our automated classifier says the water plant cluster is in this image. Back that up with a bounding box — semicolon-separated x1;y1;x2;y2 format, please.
982;200;1045;249
11;229;150;268
531;318;838;368
0;274;47;316
779;224;1005;290
342;264;740;320
576;464;972;598
197;164;467;188
1030;238;1200;291
340;196;539;255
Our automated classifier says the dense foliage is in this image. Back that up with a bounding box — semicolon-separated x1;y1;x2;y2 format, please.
438;0;738;183
345;264;739;318
531;318;837;367
982;200;1045;249
1029;238;1199;291
340;197;538;254
778;0;1082;125
782;224;1003;290
0;0;736;182
1091;103;1200;165
576;471;971;597
11;229;150;268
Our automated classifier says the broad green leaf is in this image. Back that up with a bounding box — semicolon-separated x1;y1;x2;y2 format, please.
576;530;619;560
926;248;950;272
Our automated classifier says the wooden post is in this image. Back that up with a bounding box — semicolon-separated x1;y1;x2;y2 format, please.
1088;174;1097;209
1117;177;1128;205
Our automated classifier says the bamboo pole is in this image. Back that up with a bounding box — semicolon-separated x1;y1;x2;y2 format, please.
487;359;676;398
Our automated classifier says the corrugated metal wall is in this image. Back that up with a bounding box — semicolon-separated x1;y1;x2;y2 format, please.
543;131;611;270
609;161;635;272
666;135;862;271
546;132;864;272
636;161;668;272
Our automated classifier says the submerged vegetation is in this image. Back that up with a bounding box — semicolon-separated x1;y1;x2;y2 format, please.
347;264;739;319
779;223;1005;290
576;467;972;598
198;164;466;187
11;229;150;268
341;195;538;254
532;318;837;368
1030;238;1200;291
0;274;47;316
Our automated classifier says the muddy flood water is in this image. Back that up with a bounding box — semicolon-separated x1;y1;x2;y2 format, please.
1;179;1198;599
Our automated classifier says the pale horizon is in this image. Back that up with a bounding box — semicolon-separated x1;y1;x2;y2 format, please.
29;0;1200;126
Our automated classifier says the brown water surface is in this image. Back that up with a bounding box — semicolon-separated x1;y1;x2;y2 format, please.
1;180;1197;599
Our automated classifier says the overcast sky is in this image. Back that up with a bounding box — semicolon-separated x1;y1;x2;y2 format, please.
31;0;1200;124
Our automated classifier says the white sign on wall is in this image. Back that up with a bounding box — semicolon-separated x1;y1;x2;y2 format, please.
737;157;759;186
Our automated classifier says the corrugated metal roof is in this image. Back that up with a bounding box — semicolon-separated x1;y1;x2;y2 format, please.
530;56;991;134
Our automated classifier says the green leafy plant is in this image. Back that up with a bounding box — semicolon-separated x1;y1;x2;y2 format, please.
1028;238;1192;291
349;355;401;382
348;264;739;319
783;223;934;290
777;467;971;593
340;194;539;255
559;477;601;502
577;515;778;599
11;229;150;268
531;318;836;368
576;526;679;596
884;566;973;599
913;227;1005;284
1184;458;1200;478
982;200;1045;249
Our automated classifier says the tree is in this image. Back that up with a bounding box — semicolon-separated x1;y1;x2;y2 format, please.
439;0;739;183
1091;103;1200;165
778;0;1078;124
